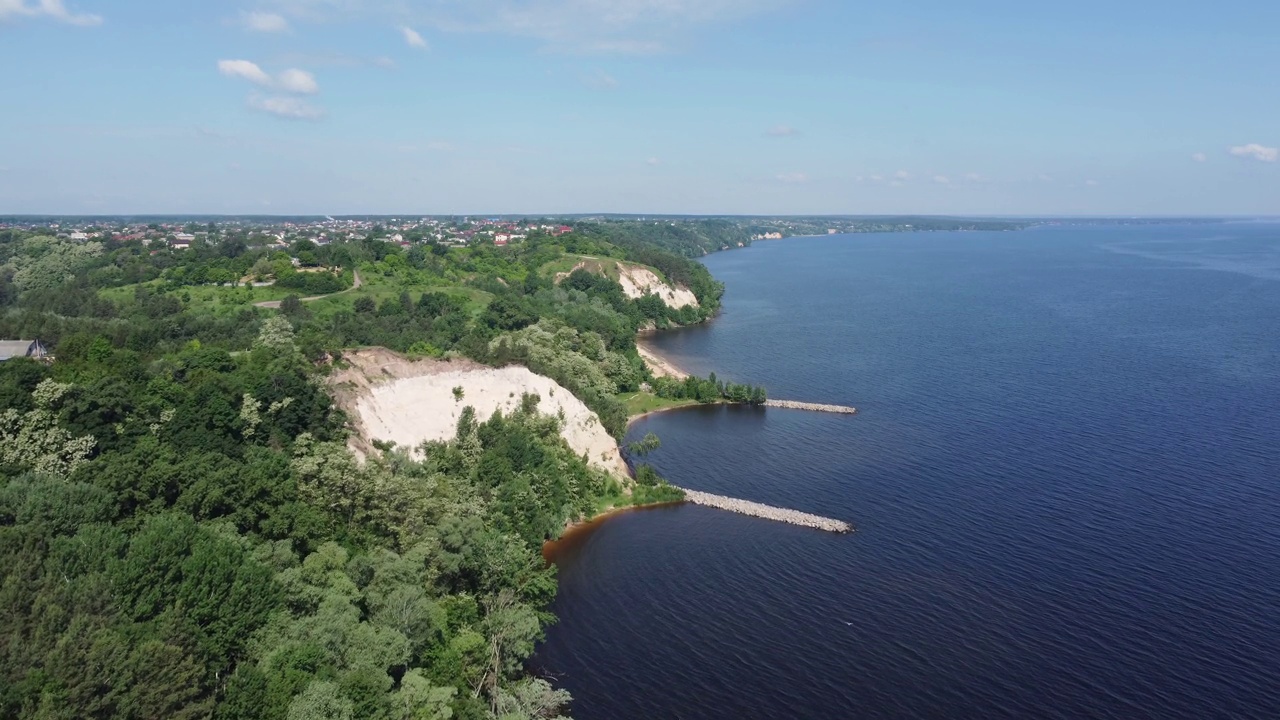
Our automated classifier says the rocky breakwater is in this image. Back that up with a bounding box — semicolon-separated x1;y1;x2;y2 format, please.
765;399;858;415
680;489;853;533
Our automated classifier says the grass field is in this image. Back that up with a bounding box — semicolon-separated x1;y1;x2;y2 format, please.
100;266;494;319
303;270;494;319
99;281;298;312
538;254;628;281
619;391;700;417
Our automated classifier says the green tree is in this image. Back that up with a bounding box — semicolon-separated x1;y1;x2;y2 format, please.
391;671;455;720
0;379;96;478
287;681;352;720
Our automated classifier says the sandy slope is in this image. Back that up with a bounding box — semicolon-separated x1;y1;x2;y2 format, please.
555;257;698;310
615;263;699;309
329;348;628;477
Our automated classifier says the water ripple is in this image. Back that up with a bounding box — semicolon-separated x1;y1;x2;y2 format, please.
537;225;1280;720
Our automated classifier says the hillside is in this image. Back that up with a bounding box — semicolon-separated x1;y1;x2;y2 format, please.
547;255;699;310
330;348;629;477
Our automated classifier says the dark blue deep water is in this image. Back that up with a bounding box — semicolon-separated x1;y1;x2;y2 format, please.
537;224;1280;719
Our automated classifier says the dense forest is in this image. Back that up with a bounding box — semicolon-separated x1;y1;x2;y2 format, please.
0;220;762;720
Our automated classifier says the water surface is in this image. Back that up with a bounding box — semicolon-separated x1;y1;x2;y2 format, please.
537;224;1280;719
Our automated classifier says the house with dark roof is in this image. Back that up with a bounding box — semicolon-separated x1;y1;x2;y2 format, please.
0;339;49;362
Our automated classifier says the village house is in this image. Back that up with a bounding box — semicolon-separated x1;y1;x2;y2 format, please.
0;339;50;362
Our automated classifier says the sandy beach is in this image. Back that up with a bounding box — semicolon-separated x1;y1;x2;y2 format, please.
636;340;690;380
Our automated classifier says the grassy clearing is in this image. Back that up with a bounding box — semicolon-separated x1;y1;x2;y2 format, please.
585;482;685;520
100;281;296;314
538;254;628;281
538;254;587;277
619;391;701;417
304;276;493;320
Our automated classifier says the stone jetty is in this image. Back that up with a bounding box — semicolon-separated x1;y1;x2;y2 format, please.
680;489;853;533
765;399;858;415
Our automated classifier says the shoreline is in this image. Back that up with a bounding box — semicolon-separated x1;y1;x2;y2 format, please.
636;339;690;380
543;500;685;561
626;401;711;428
543;280;859;558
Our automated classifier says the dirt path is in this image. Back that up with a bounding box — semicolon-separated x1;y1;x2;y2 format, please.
255;269;362;309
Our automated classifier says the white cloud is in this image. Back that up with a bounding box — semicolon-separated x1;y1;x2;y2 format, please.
1228;143;1277;162
776;172;807;184
248;94;324;120
766;124;797;137
889;180;904;187
265;0;793;54
1191;152;1207;163
1037;173;1053;182
646;157;661;166
964;172;983;182
932;175;950;185
221;61;323;119
869;174;883;182
276;68;319;94
277;52;397;69
577;39;665;54
894;170;910;180
219;60;319;94
242;10;289;32
0;0;101;26
218;59;274;87
583;69;618;90
401;25;428;48
1085;179;1099;186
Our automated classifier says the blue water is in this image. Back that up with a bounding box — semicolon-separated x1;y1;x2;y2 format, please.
537;224;1280;719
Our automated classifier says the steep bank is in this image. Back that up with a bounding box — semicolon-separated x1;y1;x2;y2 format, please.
328;348;629;477
553;256;700;309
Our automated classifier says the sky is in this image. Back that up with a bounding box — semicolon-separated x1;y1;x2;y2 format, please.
1;0;1278;216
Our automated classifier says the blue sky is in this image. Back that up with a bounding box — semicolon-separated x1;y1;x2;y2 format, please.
1;0;1278;216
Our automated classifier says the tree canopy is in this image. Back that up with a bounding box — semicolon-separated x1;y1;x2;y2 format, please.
0;220;731;720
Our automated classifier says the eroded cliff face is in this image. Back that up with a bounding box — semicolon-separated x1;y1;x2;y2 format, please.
555;257;699;309
615;262;699;309
328;348;628;476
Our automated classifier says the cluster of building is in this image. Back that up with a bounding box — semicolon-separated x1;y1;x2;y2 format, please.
0;217;575;251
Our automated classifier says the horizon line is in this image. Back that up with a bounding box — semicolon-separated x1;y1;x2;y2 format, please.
4;213;1278;221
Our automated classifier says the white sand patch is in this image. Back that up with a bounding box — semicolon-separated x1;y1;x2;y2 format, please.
554;257;698;310
335;351;627;476
636;341;689;380
616;263;699;309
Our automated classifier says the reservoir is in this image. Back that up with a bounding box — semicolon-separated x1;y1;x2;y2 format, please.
538;224;1280;719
